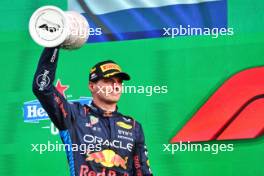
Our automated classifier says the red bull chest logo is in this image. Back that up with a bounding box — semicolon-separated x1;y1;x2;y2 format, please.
86;149;128;169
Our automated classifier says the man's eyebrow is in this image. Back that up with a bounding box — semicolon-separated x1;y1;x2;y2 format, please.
103;78;114;82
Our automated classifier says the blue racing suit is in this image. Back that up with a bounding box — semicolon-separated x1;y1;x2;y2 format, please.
32;47;153;176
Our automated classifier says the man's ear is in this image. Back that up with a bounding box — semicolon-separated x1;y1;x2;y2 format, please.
88;82;94;92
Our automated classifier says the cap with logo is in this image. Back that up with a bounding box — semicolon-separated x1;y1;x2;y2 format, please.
89;60;130;82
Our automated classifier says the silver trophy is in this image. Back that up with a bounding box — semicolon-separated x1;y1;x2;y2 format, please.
29;6;89;49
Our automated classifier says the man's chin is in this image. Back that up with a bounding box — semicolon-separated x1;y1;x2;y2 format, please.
103;97;120;104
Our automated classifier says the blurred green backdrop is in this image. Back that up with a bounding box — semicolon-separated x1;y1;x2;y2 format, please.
0;0;264;176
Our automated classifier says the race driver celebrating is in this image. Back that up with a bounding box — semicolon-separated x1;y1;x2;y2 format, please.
32;47;153;176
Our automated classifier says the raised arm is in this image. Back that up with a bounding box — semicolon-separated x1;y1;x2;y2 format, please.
32;47;73;130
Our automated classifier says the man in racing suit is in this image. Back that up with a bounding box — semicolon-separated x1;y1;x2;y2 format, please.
32;47;153;176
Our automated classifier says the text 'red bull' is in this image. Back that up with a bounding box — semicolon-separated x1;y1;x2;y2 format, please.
133;155;143;176
79;165;129;176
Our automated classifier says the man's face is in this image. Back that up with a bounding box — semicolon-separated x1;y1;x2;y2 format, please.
89;77;123;104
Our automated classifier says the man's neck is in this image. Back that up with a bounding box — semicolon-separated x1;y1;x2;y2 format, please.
92;99;117;112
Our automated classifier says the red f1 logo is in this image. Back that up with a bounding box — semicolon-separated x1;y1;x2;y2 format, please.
171;67;264;143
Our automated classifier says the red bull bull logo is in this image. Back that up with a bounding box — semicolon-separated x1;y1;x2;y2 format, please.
86;149;128;170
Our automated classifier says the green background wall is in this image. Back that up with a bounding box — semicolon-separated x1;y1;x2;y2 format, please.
0;0;263;175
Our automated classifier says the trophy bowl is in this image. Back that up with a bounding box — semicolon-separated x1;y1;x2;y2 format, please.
29;6;89;49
